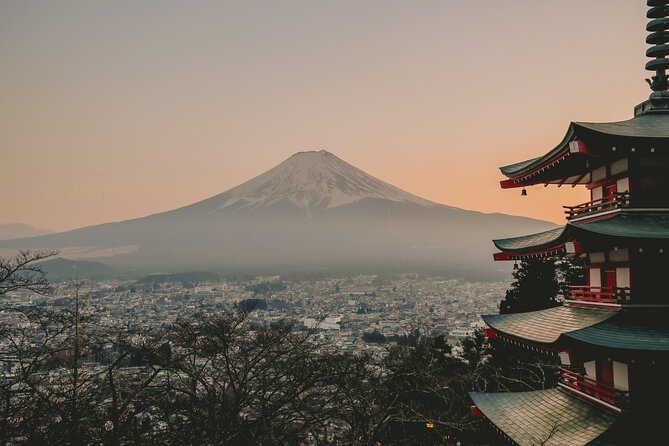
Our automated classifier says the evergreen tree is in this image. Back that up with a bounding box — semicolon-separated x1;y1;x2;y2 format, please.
499;259;561;314
556;257;587;298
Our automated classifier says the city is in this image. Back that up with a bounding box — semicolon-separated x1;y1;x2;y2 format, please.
1;274;503;361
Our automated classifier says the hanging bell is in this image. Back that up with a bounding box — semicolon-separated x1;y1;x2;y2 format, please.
521;188;527;196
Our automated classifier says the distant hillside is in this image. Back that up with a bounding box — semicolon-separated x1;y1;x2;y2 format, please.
137;272;220;286
0;223;53;241
39;258;117;282
1;151;557;279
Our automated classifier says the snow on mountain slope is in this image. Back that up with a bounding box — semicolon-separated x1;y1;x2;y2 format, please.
205;150;439;212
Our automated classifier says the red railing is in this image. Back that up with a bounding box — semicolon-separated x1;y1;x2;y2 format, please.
559;367;628;409
563;192;630;220
567;286;631;304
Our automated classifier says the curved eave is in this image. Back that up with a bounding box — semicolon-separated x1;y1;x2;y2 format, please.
500;127;576;178
564;310;669;352
570;212;669;241
483;306;617;345
493;213;669;258
469;388;618;446
574;114;669;139
493;226;568;253
499;114;669;188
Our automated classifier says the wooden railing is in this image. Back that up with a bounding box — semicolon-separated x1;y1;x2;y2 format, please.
563;192;630;220
567;286;631;304
559;367;629;409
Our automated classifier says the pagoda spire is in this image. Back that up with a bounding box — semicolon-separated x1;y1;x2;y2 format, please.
646;1;669;106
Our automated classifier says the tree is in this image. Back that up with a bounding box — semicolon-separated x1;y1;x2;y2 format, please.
556;257;586;299
162;309;341;445
499;259;561;314
0;250;57;297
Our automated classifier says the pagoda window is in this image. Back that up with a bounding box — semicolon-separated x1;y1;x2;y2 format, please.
615;267;630;288
612;361;630;392
592;166;608;182
558;351;572;366
591;186;603;203
609;248;629;263
616;177;630;195
589;252;606;263
584;360;597;379
610;158;629;176
588;268;602;288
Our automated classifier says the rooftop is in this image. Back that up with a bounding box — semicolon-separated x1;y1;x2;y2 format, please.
493;212;669;256
485;307;669;352
483;306;617;345
499;113;669;188
469;388;618;446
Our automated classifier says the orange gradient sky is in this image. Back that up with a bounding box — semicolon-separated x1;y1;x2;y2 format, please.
0;1;651;231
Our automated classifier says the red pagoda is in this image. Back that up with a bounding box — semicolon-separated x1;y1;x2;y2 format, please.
469;2;669;445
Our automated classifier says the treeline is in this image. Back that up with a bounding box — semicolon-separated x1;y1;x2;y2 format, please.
0;251;564;446
1;304;558;446
362;329;421;347
244;281;287;295
137;272;221;288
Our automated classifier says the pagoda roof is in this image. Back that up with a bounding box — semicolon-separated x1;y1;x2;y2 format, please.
571;212;669;239
493;212;669;256
565;310;669;352
493;226;565;253
485;307;669;352
483;306;617;345
499;113;669;188
575;114;669;139
469;388;618;446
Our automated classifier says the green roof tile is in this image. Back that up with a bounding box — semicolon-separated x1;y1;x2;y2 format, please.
493;212;669;254
574;114;669;139
483;306;617;344
493;226;566;252
570;213;669;239
565;310;669;351
469;388;618;446
500;114;669;178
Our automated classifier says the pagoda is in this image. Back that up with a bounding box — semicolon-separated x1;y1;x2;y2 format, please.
469;2;669;445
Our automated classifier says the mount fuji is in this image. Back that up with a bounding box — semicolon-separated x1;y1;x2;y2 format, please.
0;151;555;278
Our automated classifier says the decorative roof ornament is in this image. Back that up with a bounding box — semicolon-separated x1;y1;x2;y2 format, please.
646;1;669;109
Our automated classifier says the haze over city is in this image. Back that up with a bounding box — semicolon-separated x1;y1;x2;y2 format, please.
0;1;649;231
4;2;669;445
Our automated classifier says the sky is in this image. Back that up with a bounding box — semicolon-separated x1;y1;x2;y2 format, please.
0;1;651;231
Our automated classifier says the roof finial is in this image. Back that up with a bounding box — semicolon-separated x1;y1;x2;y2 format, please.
646;0;669;91
646;1;669;108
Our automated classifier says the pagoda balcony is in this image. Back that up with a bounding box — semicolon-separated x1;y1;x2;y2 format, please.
567;286;631;305
563;192;630;220
558;367;629;412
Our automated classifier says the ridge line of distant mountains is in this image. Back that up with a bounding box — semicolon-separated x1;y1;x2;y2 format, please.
0;151;556;280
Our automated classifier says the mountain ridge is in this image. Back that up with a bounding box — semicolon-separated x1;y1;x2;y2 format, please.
0;223;54;241
0;151;557;278
171;150;441;217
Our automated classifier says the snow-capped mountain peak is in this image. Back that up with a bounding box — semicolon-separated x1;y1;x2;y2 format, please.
209;150;438;211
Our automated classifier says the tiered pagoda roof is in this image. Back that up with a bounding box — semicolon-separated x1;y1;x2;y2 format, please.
565;310;669;352
500;113;669;189
482;306;617;346
470;3;669;443
493;212;669;260
469;389;618;446
484;308;669;353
